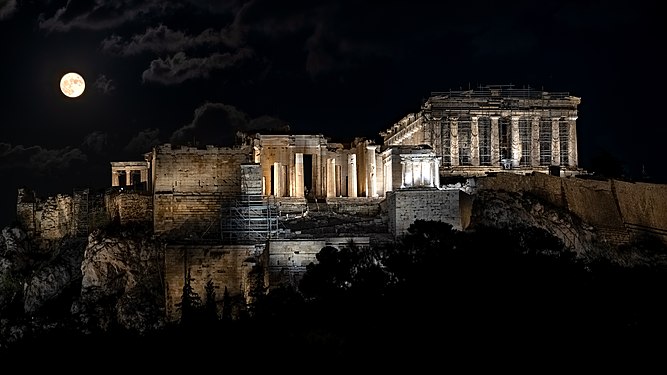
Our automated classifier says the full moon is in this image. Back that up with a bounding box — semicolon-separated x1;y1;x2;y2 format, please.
60;72;85;98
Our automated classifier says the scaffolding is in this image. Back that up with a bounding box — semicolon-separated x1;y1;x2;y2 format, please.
220;194;281;244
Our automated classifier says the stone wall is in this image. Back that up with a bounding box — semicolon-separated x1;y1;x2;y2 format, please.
267;237;371;290
106;191;153;225
267;239;324;290
476;173;667;245
387;188;462;237
163;243;263;322
613;180;667;242
152;144;251;238
16;188;73;240
325;197;384;216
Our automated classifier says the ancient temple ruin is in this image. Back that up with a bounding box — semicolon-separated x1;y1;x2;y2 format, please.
382;85;581;176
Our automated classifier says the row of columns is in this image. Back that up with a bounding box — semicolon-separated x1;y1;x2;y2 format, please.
270;145;378;198
446;116;577;168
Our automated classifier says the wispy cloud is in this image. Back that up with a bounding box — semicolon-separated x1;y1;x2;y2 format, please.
0;0;17;20
94;75;116;94
101;24;239;55
81;131;110;154
38;0;172;32
0;143;87;174
141;49;253;85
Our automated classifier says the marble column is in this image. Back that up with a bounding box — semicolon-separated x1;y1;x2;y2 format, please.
125;168;131;185
450;118;459;166
434;158;441;188
295;153;304;198
511;116;521;167
551;118;560;166
490;116;500;166
347;154;358;197
288;146;295;197
568;116;578;167
367;145;378;197
531;116;540;167
273;162;281;197
471;116;480;166
326;158;336;198
400;160;406;188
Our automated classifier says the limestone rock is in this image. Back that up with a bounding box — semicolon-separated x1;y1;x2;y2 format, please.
75;228;165;334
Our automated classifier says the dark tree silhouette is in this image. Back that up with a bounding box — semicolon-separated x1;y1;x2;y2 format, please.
176;270;202;327
204;279;218;323
220;286;232;321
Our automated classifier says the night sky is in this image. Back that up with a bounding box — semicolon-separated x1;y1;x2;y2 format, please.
0;0;664;227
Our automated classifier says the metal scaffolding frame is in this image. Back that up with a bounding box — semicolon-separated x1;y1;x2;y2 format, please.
220;194;281;244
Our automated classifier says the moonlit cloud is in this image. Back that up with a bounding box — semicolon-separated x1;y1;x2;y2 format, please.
94;75;116;94
0;0;17;20
38;0;172;32
141;49;253;85
101;24;239;55
0;143;87;174
81;131;110;154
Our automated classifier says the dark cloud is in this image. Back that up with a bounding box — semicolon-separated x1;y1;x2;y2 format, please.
94;74;116;94
169;102;286;147
38;0;172;32
0;0;17;20
141;48;253;85
101;24;238;55
124;128;161;156
0;143;87;174
81;131;109;154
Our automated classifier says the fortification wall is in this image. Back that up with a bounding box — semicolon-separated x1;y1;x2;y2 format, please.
561;178;624;228
16;189;73;241
388;188;462;237
613;180;667;242
476;172;565;207
267;239;325;289
163;244;263;322
475;173;667;245
152;145;250;237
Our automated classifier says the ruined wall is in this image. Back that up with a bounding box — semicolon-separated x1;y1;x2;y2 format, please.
16;188;74;241
152;144;251;238
387;188;462;237
163;244;263;322
106;192;153;225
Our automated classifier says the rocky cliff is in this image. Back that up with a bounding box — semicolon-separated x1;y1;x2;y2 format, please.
0;225;165;350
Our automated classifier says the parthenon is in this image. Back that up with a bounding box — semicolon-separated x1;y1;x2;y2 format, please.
382;85;581;177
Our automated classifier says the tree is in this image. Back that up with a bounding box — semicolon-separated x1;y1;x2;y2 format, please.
221;286;232;321
176;270;202;327
203;279;218;323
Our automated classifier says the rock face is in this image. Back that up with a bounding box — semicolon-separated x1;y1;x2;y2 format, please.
74;228;166;334
470;190;597;254
0;225;166;350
